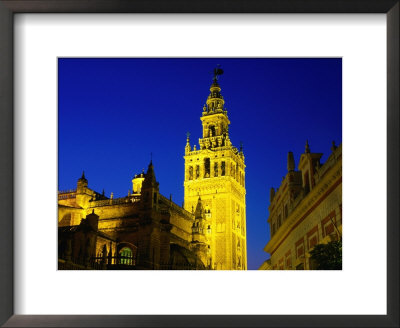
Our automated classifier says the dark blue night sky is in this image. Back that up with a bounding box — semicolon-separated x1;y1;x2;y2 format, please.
58;58;342;270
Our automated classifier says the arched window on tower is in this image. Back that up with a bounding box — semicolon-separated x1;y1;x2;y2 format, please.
189;166;193;180
214;162;218;177
209;125;216;137
221;161;226;176
204;158;210;178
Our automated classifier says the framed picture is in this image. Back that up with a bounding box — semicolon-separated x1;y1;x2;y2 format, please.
0;1;398;327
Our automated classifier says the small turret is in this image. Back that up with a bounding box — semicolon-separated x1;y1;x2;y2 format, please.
298;140;323;194
305;140;311;153
141;160;159;210
77;171;88;193
185;132;191;154
192;197;205;241
194;196;204;219
287;151;295;172
331;140;337;152
270;187;275;202
142;160;158;189
132;169;145;195
75;171;93;208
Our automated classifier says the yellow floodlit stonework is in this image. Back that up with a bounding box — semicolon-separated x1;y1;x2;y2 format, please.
183;76;247;270
58;70;247;270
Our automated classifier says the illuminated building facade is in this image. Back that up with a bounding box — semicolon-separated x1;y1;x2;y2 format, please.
58;164;207;270
259;141;342;270
183;72;247;270
58;70;247;270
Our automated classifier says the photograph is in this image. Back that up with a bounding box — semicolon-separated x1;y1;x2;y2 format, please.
57;58;342;270
1;1;397;325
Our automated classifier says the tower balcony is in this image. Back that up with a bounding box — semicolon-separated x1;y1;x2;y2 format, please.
199;136;226;149
202;109;228;117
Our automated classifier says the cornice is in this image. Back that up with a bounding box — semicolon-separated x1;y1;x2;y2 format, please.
265;159;342;254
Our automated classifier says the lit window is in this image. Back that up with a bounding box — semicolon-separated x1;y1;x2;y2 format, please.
119;247;133;265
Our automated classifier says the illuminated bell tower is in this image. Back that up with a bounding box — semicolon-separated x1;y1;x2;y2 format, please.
184;68;247;270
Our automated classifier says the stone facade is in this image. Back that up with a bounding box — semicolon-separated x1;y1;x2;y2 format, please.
260;142;342;270
183;75;247;270
58;70;247;270
58;164;206;270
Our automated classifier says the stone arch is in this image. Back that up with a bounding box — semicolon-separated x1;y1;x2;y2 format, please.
117;242;137;265
209;125;216;137
117;241;137;253
188;166;193;180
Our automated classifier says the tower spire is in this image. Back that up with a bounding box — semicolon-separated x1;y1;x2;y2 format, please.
77;170;88;193
205;66;225;114
183;68;247;270
185;132;191;154
143;159;158;189
305;140;310;153
197;67;231;150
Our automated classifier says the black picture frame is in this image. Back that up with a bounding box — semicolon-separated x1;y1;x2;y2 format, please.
0;1;398;327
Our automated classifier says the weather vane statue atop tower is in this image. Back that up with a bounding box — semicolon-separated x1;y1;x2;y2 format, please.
213;65;224;81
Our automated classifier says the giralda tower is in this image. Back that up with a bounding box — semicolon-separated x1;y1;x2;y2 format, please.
183;68;247;270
